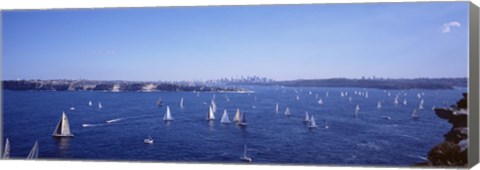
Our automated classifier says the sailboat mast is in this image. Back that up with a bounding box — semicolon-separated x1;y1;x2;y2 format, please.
26;141;39;159
244;145;247;157
2;138;10;159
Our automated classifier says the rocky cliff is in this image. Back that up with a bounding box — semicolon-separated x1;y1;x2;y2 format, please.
418;93;468;166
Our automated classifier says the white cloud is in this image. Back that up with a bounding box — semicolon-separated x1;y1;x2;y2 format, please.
441;21;461;33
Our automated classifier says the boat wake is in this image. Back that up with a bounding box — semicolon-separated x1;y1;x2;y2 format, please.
83;114;157;128
398;134;421;141
105;118;123;124
406;154;428;161
82;123;105;127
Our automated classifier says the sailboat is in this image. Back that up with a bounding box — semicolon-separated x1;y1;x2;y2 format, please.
2;138;10;159
238;112;247;127
307;115;318;128
419;99;424;110
156;97;163;107
233;108;241;122
98;102;103;109
303;111;310;122
163;106;174;121
394;96;399;105
88;100;92;106
53;112;74;137
403;99;407;106
220;109;231;124
211;100;217;113
180;97;184;109
354;105;360;117
377;101;382;109
26;141;38;160
284;107;291;116
240;145;252;162
412;109;419;119
348;97;352;102
296;95;300;100
206;106;215;121
275;103;279;113
318;99;323;105
324;121;329;129
144;135;154;144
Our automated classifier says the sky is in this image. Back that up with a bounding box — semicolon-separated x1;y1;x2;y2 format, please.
2;2;470;81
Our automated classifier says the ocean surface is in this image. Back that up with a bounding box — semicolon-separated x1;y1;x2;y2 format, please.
2;86;466;166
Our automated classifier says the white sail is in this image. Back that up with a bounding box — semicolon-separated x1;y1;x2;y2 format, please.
318;99;323;105
98;102;103;109
233;108;241;122
296;95;300;100
26;141;38;160
284;107;291;116
2;138;10;159
275;103;279;113
303;112;310;122
412;109;419;119
354;105;360;117
348;97;352;102
180;97;184;109
221;109;231;123
53;112;74;137
340;92;344;97
206;106;215;120
394;96;399;105
211;100;217;113
163;106;174;121
365;92;369;98
308;115;317;128
419;99;424;109
377;101;382;109
403;99;407;106
88;100;92;106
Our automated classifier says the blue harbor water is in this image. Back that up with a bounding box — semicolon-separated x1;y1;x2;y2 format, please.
2;86;466;165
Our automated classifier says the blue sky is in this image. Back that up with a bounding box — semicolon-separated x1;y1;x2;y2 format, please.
2;2;469;81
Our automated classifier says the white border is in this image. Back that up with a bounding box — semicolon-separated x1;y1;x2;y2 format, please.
1;1;478;170
0;0;476;10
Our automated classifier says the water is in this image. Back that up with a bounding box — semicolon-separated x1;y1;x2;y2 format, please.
2;86;465;166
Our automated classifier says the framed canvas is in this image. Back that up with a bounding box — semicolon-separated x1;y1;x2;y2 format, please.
1;0;479;170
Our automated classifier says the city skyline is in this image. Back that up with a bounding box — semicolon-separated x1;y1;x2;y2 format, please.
2;2;469;81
